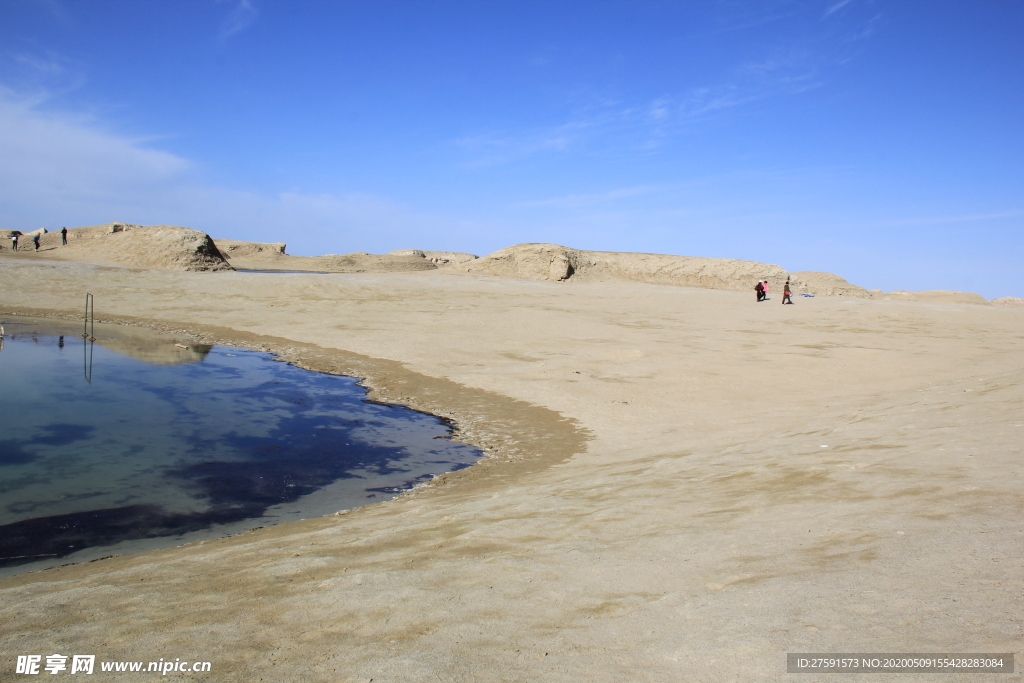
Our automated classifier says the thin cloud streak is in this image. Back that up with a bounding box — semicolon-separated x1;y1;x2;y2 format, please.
219;0;258;40
454;46;824;167
13;52;65;76
516;184;673;209
824;0;855;18
855;210;1024;229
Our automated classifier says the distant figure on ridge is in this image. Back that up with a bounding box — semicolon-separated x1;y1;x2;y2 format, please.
60;227;68;245
782;280;793;305
755;281;764;302
10;233;18;251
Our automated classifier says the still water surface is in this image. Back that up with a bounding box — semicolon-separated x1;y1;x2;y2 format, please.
0;318;482;576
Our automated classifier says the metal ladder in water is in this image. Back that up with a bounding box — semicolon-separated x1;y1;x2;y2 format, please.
82;293;95;341
82;293;95;383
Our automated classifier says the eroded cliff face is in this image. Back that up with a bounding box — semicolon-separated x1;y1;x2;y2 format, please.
452;243;792;293
450;244;1004;303
213;238;288;259
26;223;233;272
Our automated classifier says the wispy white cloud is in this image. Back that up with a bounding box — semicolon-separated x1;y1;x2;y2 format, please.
847;13;883;43
454;120;590;167
516;184;667;209
858;210;1024;229
0;87;456;254
453;60;821;166
13;52;66;76
27;0;72;23
0;86;190;202
3;47;85;95
219;0;258;40
451;1;883;169
823;0;855;18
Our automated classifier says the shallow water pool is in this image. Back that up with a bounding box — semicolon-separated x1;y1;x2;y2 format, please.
0;318;482;576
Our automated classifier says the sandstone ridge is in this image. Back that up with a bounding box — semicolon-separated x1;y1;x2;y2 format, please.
14;223;232;271
0;227;1009;301
387;249;478;266
213;238;479;273
453;243;793;293
450;244;1004;303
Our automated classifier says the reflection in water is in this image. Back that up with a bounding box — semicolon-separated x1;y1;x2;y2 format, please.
0;318;482;576
96;335;213;365
83;337;93;384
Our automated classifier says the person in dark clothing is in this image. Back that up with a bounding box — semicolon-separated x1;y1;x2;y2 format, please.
10;233;18;251
60;227;68;245
782;280;793;304
32;233;40;251
755;281;764;302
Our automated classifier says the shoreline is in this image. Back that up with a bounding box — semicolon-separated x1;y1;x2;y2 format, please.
0;306;589;586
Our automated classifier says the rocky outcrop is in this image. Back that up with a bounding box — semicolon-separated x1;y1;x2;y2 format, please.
214;239;288;259
789;271;871;298
992;296;1024;307
452;243;790;293
46;223;232;271
387;249;479;266
309;253;438;272
221;246;473;273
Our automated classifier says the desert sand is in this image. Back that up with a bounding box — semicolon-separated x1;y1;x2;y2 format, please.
1;233;1023;681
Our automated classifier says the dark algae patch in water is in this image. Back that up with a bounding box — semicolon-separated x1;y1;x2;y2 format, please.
0;319;483;572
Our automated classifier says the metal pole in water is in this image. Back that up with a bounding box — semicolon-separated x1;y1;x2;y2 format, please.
82;293;95;382
82;293;95;341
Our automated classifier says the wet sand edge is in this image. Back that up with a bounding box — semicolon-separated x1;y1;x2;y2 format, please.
0;306;591;588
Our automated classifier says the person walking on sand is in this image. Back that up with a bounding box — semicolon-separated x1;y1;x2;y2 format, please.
32;233;40;251
782;280;793;305
761;279;770;300
755;280;764;302
60;227;67;245
10;233;17;251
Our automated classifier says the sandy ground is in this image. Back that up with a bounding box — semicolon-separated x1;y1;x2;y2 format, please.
1;256;1022;682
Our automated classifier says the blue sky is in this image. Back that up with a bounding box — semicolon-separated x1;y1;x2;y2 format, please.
1;0;1022;297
